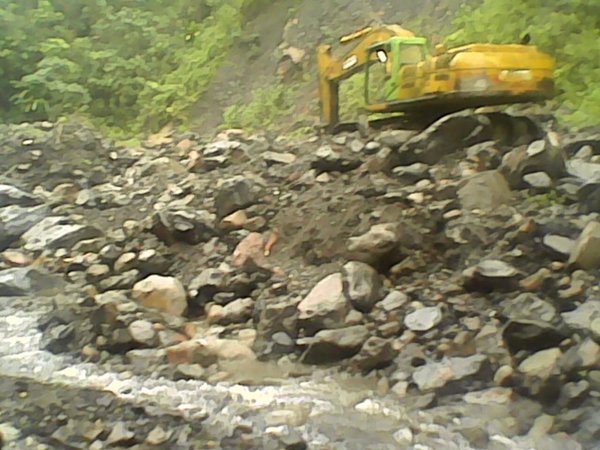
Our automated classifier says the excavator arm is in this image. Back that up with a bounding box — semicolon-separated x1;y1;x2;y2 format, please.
317;25;416;129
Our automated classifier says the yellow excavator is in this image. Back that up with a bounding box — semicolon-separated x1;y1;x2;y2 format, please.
318;25;556;131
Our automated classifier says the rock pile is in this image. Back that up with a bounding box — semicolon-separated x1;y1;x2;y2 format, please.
1;113;600;448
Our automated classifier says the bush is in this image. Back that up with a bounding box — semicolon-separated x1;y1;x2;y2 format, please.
0;0;269;135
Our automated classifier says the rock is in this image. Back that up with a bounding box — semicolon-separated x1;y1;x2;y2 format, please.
297;273;350;336
207;297;254;325
262;151;297;165
499;293;557;323
167;336;256;366
106;422;135;446
568;221;600;269
214;176;262;218
299;325;369;364
500;138;566;188
312;145;360;172
518;348;562;380
0;204;50;250
1;249;33;267
114;252;137;272
253;296;299;355
232;232;269;271
396;113;492;165
149;207;217;245
562;301;600;337
378;290;409;311
566;159;600;182
146;426;172;446
463;259;519;292
21;216;102;251
412;354;488;391
404;306;443;331
392;163;431;183
543;235;575;259
346;223;399;267
0;267;63;296
519;268;552;291
220;210;248;230
128;320;157;346
503;320;569;355
458;170;512;210
577;182;600;213
0;184;41;207
377;130;414;149
341;261;383;313
132;275;187;316
351;336;396;371
523;172;552;190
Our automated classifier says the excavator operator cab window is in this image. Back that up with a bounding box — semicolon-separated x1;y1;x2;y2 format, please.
398;44;425;65
366;45;393;105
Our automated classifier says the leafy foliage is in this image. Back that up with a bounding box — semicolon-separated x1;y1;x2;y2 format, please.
0;0;266;135
222;84;298;131
447;0;600;128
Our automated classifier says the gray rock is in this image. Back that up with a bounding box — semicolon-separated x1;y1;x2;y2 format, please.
458;171;512;210
412;354;488;391
543;234;575;259
214;176;262;218
128;320;157;346
342;261;383;313
566;159;600;182
499;293;558;323
299;325;369;364
106;422;135;446
577;182;600;213
208;297;254;325
149;207;217;245
0;204;50;250
463;259;519;292
404;306;443;331
253;296;299;355
262;151;297;165
500;139;566;188
518;348;562;380
21;216;102;251
0;267;64;296
568;221;600;269
377;130;414;149
392;163;431;183
297;273;350;336
562;301;600;338
0;184;41;207
346;223;399;267
312;145;360;173
523;172;552;189
378;290;409;312
351;336;396;371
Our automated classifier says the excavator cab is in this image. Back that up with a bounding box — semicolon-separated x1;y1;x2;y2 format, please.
365;37;429;107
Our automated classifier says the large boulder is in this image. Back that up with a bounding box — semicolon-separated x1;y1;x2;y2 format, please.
342;261;383;313
458;170;513;210
21;216;102;252
0;204;50;250
298;325;369;364
132;275;187;316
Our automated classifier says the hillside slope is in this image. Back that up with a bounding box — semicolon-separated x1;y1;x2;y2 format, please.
189;0;466;136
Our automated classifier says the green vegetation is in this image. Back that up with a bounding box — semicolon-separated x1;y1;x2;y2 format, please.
0;0;267;136
448;0;600;128
527;190;568;208
222;84;298;131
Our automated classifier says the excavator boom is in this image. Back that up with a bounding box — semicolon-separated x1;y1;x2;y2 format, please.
317;25;416;127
